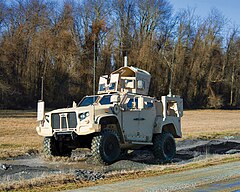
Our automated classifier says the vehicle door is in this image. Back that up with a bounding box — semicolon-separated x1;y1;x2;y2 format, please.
121;95;140;141
138;97;156;142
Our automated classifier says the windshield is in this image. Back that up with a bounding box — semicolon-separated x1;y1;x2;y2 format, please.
78;96;98;107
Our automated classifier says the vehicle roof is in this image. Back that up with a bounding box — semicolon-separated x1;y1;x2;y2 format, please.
112;66;150;77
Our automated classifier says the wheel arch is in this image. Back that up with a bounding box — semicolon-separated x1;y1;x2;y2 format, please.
96;115;125;143
161;123;181;138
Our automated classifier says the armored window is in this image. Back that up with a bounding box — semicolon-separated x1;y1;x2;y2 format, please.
127;98;138;109
99;84;106;91
109;82;116;90
123;79;135;89
167;102;177;116
145;102;154;108
78;96;98;107
99;95;113;105
137;80;145;90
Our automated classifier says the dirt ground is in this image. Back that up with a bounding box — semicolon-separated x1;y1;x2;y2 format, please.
0;138;240;191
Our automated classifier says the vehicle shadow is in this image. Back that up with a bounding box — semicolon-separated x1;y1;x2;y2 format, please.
118;139;240;166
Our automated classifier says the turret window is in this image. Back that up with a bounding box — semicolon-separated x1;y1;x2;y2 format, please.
137;80;145;90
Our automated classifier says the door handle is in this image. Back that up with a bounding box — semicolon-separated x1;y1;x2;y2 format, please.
133;118;145;121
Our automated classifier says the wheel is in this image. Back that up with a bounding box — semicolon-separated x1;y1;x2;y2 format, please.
91;129;120;165
43;137;58;156
43;137;72;157
120;149;129;157
152;133;176;162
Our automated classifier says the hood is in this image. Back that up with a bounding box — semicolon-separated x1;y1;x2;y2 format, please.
48;106;93;114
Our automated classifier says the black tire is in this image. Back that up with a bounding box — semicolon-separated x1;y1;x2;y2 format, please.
120;149;129;158
43;137;58;156
43;137;72;157
152;133;176;162
91;129;120;165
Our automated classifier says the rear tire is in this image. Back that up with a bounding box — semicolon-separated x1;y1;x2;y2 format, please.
43;137;72;157
91;130;120;165
152;133;176;163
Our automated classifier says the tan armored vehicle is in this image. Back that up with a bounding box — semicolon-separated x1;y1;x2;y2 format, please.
37;66;183;164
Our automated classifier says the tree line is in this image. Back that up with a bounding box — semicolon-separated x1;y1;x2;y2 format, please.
0;0;240;109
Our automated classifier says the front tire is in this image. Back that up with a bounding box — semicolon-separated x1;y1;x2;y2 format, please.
91;130;120;165
152;133;176;163
43;137;72;157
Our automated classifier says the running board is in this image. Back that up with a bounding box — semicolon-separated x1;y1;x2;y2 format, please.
131;141;153;145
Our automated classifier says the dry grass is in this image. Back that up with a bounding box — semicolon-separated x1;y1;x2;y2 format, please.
182;110;240;139
0;174;76;192
0;109;240;159
0;110;41;159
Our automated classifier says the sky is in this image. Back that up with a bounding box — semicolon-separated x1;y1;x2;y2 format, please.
170;0;240;26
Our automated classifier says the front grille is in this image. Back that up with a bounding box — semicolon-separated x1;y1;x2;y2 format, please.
51;112;77;129
52;113;60;129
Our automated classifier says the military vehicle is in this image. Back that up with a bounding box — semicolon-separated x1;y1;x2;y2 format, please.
37;66;183;164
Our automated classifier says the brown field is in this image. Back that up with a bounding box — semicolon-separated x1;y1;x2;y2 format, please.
0;110;240;159
0;110;41;159
182;110;240;139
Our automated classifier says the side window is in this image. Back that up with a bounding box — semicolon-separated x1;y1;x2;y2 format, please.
99;95;112;105
127;98;133;108
167;102;177;116
99;84;105;91
109;82;116;90
143;97;154;109
127;98;138;109
122;79;135;89
145;101;154;108
137;80;145;90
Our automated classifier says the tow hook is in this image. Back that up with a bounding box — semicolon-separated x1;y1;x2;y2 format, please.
71;131;78;140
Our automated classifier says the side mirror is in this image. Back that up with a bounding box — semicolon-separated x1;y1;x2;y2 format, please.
111;95;120;103
138;97;144;110
37;100;45;121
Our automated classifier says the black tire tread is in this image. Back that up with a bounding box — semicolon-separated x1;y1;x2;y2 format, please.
43;137;58;156
91;129;120;165
152;133;176;162
43;137;72;157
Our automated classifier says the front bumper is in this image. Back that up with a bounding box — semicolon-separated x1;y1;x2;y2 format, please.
36;123;101;137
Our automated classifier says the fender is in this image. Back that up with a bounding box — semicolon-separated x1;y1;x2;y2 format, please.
95;114;120;124
95;114;125;143
154;117;182;138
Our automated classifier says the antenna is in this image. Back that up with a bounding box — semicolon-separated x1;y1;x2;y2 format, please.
41;76;44;101
93;38;96;95
168;45;176;96
124;56;128;67
37;76;45;122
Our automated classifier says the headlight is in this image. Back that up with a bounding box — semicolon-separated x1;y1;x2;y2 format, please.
79;112;90;121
